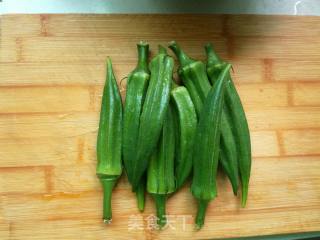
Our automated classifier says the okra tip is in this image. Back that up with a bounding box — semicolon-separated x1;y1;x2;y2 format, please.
106;56;112;66
241;181;249;207
106;57;115;76
232;184;238;196
136;180;146;212
168;41;194;67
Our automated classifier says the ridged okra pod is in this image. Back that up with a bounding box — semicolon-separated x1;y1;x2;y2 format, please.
147;104;176;228
122;42;150;211
130;46;174;189
168;41;211;117
191;64;231;229
220;109;239;195
169;41;239;195
171;85;197;189
96;58;123;223
205;43;251;206
204;43;239;195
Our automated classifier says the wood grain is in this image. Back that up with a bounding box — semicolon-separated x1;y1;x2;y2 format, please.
0;63;106;86
227;15;320;37
0;137;79;167
236;83;288;108
0;14;320;239
282;129;320;156
0;86;91;113
273;60;320;82
292;83;320;106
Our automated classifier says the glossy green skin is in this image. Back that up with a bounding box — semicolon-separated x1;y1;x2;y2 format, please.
220;106;239;195
96;58;123;222
169;41;211;118
147;104;175;227
180;78;203;118
123;45;150;175
205;43;251;207
96;58;122;177
122;43;150;211
208;69;240;195
225;76;251;207
169;41;239;195
147;104;175;194
171;86;197;189
178;62;211;117
191;64;231;229
131;49;174;189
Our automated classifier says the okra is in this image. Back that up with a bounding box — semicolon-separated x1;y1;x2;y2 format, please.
220;109;239;195
168;41;211;117
171;85;197;189
205;43;251;207
96;58;123;223
204;43;240;195
147;104;176;228
130;46;174;190
191;64;231;229
170;42;239;195
122;42;150;212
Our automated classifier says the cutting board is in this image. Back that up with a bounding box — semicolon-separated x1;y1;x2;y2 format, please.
0;14;320;240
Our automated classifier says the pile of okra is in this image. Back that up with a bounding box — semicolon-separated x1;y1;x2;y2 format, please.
96;41;251;229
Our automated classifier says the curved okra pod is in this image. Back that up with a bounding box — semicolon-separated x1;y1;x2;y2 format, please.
168;41;211;117
225;78;251;206
169;41;239;195
220;108;239;195
147;104;176;228
171;85;197;189
204;45;239;195
205;43;251;207
122;42;150;212
191;64;231;229
96;58;123;223
130;46;174;190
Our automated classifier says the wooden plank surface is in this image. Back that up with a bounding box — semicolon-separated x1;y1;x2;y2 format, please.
0;14;320;240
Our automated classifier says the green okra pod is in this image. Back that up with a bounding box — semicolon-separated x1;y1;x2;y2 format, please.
147;104;176;228
169;41;239;195
225;78;251;206
130;46;174;190
122;42;150;212
171;85;197;189
168;41;211;117
220;108;239;195
96;58;123;223
191;64;231;229
205;43;251;206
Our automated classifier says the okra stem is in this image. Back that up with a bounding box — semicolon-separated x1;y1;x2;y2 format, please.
100;178;117;223
195;200;209;230
168;41;194;67
205;43;222;67
153;194;167;228
137;41;149;70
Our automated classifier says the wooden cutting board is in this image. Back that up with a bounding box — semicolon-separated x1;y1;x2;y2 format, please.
0;14;320;240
